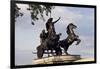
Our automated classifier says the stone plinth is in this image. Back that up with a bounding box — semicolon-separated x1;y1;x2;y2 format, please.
32;55;81;64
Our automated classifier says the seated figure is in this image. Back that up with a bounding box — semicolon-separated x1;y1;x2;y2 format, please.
46;17;61;37
40;29;48;44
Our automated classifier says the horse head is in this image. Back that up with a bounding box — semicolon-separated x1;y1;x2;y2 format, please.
68;23;77;29
67;23;77;34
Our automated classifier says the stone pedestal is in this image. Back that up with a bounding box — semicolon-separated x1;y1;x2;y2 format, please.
32;55;81;64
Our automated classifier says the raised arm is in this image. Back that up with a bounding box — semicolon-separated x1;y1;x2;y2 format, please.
53;17;61;24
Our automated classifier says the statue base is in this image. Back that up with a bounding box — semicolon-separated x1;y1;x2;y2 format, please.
32;55;81;64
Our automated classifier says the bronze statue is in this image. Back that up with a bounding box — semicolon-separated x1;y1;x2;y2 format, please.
37;33;62;58
36;17;62;59
58;23;81;55
36;18;81;59
40;29;48;44
46;17;61;37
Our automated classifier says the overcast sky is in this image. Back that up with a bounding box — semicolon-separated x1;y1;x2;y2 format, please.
15;4;95;65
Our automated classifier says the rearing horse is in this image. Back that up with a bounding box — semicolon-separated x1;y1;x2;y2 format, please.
58;23;81;55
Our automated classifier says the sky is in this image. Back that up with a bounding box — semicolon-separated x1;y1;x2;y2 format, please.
15;4;95;65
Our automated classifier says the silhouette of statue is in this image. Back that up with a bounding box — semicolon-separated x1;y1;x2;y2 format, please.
46;17;61;37
40;29;48;44
37;33;62;58
36;19;81;59
58;23;81;55
36;17;62;59
66;23;81;45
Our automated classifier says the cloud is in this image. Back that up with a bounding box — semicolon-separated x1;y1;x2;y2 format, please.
51;6;83;25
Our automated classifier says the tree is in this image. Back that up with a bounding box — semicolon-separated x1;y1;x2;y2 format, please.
27;4;54;21
14;4;54;25
15;4;23;18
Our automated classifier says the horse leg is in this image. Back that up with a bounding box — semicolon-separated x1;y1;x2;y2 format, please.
47;49;50;57
64;46;70;55
64;50;69;55
58;47;62;56
51;49;55;56
75;38;81;45
55;47;62;56
57;48;62;56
